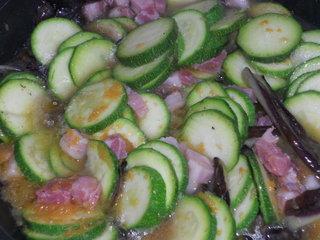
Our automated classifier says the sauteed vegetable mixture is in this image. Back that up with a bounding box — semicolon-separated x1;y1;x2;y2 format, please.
1;0;320;239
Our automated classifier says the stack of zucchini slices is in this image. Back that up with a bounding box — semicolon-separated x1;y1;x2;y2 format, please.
4;0;318;240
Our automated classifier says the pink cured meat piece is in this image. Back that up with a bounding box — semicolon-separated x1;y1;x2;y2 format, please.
126;87;149;118
36;176;102;208
193;50;227;73
104;134;128;159
156;71;200;97
113;0;130;7
184;148;214;194
60;129;89;160
108;6;135;18
160;137;214;194
82;0;109;22
178;70;199;86
256;115;273;127
254;128;292;177
70;176;102;208
134;6;160;25
130;0;154;14
154;0;166;14
36;178;73;205
165;91;185;112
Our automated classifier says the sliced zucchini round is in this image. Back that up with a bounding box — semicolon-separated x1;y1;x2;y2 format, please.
186;81;227;107
285;91;320;143
289;56;320;83
48;48;77;101
86;19;126;42
264;75;288;91
302;30;320;44
173;10;209;66
180;0;224;25
31;17;81;65
92;118;146;149
116;166;167;229
237;13;302;62
86;140;118;200
86;70;112;85
180;110;240;171
112;50;171;88
296;72;320;94
220;96;249;141
140;140;189;193
70;39;116;87
121;105;136;123
290;42;320;66
286;71;316;98
248;2;291;17
167;195;215;240
113;17;137;32
226;88;256;126
247;153;280;224
0;79;51;138
140;57;175;91
65;79;127;134
227;155;253;208
210;9;247;36
49;144;74;177
223;50;254;88
58;31;103;52
1;72;40;85
186;97;237;123
117;18;177;67
137;93;170;140
198;192;236;240
15;133;55;183
233;183;259;230
24;218;106;240
126;148;178;211
251;57;293;79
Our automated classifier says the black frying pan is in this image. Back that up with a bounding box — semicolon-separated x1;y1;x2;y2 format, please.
0;0;319;239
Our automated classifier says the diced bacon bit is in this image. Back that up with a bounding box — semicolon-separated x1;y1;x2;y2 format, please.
254;127;292;177
154;0;166;14
36;178;72;205
184;147;214;194
70;176;102;208
160;136;181;150
130;0;154;14
222;0;250;9
256;115;273;127
229;85;257;103
108;6;135;18
165;91;185;112
36;176;102;209
193;50;227;74
60;129;89;160
126;87;149;118
82;0;109;22
134;6;160;25
104;134;128;159
156;71;200;97
178;69;199;86
160;137;214;194
113;0;130;7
